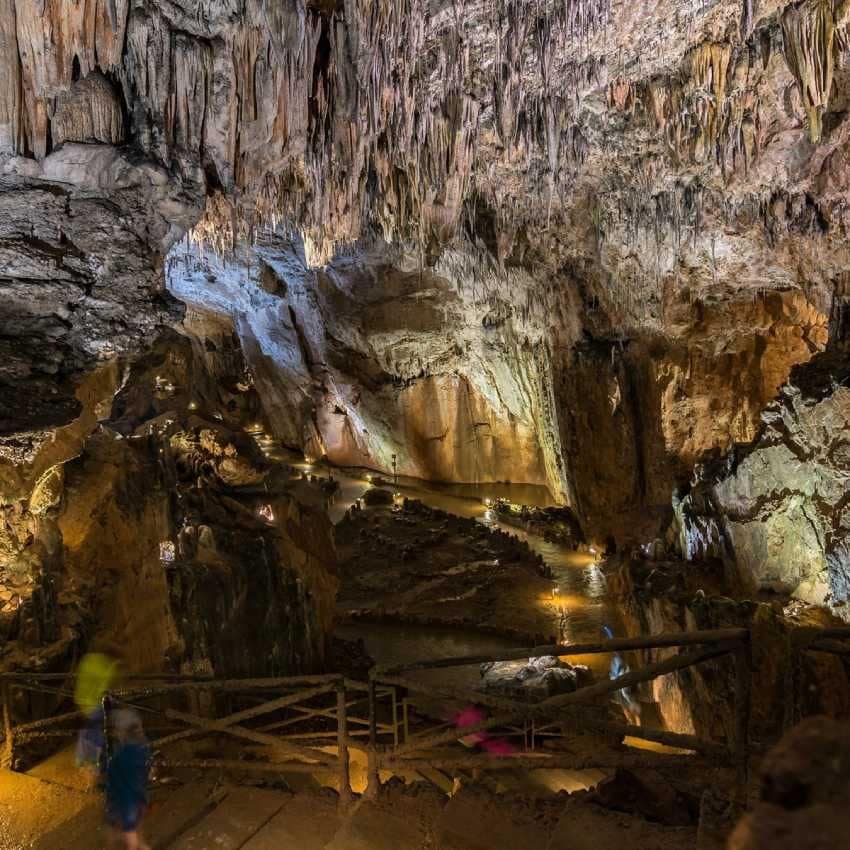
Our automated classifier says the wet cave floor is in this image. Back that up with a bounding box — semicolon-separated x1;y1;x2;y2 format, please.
253;429;630;693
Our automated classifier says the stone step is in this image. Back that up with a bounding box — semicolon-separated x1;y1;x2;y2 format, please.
240;792;342;850
324;798;433;850
147;780;224;849
435;788;551;850
546;799;697;850
167;787;287;850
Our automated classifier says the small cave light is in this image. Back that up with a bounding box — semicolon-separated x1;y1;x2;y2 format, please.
159;541;176;563
154;374;176;395
188;400;198;410
258;504;275;522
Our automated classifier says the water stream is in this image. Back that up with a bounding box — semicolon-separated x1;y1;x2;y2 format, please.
253;431;624;686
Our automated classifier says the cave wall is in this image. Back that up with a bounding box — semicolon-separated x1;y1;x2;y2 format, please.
0;317;338;676
1;0;850;602
57;432;335;677
0;145;200;439
3;0;850;452
557;288;828;542
166;228;833;548
167;238;569;496
674;340;850;620
612;557;850;741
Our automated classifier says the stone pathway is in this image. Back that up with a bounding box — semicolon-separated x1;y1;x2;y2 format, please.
0;770;704;850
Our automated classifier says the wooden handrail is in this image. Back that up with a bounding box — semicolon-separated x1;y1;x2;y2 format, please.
372;627;749;676
0;629;761;803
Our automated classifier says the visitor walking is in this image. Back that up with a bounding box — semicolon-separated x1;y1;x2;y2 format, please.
452;704;516;755
74;644;122;778
602;625;641;725
105;708;152;850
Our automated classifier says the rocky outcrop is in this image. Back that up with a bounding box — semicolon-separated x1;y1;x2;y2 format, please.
168;238;568;497
0;145;200;437
610;555;850;743
1;0;848;547
167;230;830;549
728;716;850;850
50;73;125;148
0;315;338;678
479;655;594;700
335;497;557;642
673;344;850;619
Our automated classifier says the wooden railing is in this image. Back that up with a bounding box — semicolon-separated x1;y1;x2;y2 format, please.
785;626;850;729
1;628;754;804
366;627;752;800
0;671;400;804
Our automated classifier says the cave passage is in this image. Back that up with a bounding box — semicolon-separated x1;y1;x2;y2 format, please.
2;0;850;847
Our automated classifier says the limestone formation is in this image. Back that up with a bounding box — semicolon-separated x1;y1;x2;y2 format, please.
0;316;337;677
0;0;849;762
674;343;850;619
728;716;850;850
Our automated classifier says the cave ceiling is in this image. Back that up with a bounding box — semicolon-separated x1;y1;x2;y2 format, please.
1;0;850;470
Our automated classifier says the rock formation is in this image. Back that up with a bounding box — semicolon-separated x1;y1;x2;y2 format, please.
2;0;848;501
611;553;850;741
0;0;849;695
728;715;850;850
674;340;850;618
0;312;337;678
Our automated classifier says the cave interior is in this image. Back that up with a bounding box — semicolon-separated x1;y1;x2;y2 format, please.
1;0;850;848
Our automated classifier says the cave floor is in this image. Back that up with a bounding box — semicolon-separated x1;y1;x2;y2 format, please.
10;768;702;850
250;432;628;689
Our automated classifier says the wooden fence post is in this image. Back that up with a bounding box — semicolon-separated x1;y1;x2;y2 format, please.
336;680;352;806
391;688;399;749
734;637;752;804
1;683;13;770
402;698;409;744
366;677;380;798
783;630;807;732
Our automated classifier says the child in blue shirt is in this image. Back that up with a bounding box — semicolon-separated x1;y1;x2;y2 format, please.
105;709;151;850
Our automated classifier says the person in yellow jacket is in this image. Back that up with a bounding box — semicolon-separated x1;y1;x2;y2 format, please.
74;645;121;772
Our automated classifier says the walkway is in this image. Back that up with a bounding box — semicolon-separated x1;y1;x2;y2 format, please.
14;773;699;850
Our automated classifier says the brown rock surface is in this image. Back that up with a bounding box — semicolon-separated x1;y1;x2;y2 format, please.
0;315;338;680
336;497;557;642
674;342;850;619
728;716;850;850
1;0;848;556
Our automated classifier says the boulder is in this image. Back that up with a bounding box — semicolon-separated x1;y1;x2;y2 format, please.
728;716;850;850
362;487;394;506
591;768;696;827
479;655;593;700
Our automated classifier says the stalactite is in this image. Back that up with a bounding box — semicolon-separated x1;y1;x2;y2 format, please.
741;0;755;41
781;0;836;143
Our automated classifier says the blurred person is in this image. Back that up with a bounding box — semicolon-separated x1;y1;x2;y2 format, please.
602;625;641;725
105;708;152;850
452;704;517;755
74;643;122;776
